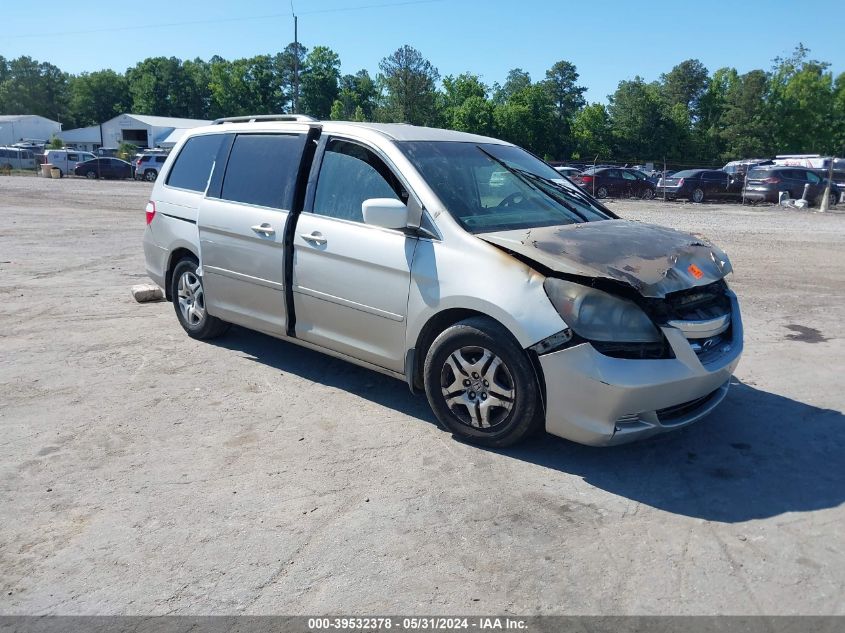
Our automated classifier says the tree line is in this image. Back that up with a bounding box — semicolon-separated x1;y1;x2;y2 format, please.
1;43;842;164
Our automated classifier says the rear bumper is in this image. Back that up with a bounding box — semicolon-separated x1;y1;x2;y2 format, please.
742;186;776;202
538;292;743;446
655;186;684;198
143;227;168;289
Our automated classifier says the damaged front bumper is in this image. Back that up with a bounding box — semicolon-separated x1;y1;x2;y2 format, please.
537;292;743;446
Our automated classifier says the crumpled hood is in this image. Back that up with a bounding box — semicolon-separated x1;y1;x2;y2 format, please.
478;219;732;298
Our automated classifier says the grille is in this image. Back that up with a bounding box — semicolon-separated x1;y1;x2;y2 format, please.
656;390;718;422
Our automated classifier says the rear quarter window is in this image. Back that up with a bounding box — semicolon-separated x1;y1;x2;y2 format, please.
166;134;225;192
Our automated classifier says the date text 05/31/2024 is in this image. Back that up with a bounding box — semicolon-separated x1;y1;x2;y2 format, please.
307;617;528;630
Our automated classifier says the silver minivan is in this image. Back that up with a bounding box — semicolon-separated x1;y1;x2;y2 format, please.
143;116;743;447
0;146;37;170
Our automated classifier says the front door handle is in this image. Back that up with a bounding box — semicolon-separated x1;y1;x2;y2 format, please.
300;232;327;245
251;223;275;236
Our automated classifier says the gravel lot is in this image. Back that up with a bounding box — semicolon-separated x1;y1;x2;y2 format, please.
1;175;843;615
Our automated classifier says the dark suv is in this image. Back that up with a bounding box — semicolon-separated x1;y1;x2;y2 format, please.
655;169;743;202
574;167;655;199
743;166;839;205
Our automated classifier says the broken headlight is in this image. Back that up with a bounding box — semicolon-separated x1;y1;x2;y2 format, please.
543;278;660;343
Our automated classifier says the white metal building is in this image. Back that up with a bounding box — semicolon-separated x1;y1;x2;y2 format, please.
100;114;210;149
58;125;102;152
0;115;62;145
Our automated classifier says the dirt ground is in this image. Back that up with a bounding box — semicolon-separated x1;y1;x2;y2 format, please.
0;176;843;615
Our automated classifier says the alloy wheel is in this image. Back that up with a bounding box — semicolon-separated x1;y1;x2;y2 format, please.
177;270;206;327
440;346;515;429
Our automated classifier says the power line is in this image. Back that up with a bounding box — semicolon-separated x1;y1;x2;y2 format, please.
6;0;443;39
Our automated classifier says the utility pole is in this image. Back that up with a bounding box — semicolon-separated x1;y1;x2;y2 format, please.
292;9;299;113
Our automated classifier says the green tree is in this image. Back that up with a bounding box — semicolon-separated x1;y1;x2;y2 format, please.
440;73;488;129
126;57;200;117
542;60;586;158
300;46;341;119
494;84;556;157
571;103;612;159
660;59;709;115
209;55;284;118
493;68;531;104
336;70;377;120
768;44;836;154
67;70;131;127
275;42;308;113
719;69;772;160
607;77;683;161
329;99;344;121
377;45;440;125
0;57;69;123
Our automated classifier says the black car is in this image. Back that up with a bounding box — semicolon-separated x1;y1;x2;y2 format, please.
574;167;656;199
655;169;743;202
743;166;839;205
74;158;133;180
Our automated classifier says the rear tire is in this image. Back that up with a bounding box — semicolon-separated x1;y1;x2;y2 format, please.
170;258;230;340
691;187;705;203
144;169;157;182
595;186;608;199
423;317;542;447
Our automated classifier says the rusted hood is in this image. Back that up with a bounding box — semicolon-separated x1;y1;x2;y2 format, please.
478;220;732;298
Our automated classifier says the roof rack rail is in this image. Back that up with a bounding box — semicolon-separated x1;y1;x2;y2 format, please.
212;114;319;125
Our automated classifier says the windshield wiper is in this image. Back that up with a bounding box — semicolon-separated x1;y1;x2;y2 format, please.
476;147;590;223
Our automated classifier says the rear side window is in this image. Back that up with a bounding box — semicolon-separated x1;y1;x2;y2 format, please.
167;134;224;192
220;134;303;209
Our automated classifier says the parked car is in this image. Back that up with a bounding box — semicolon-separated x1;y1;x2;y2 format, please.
0;146;37;170
144;116;742;448
829;171;845;203
573;167;656;199
134;153;168;181
44;149;97;177
74;157;133;179
553;166;581;179
743;166;839;205
722;159;773;178
655;169;743;202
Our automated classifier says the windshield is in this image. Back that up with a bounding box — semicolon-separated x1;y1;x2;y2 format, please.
397;141;612;233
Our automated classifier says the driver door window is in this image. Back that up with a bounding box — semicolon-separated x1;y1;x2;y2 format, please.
312;141;404;223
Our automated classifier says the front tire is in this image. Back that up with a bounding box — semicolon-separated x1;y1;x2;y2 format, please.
171;258;230;340
423;317;542;447
641;187;655;200
86;170;97;179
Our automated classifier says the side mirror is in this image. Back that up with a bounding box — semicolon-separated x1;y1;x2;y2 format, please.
362;198;408;230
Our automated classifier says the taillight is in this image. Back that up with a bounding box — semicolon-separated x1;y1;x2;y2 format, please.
581;175;593;183
764;177;781;184
136;158;142;166
145;201;156;225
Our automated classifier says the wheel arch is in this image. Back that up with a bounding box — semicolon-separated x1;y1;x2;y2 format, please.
164;247;198;301
410;308;534;393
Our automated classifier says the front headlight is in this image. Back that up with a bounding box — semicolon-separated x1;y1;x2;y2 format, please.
543;278;660;343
